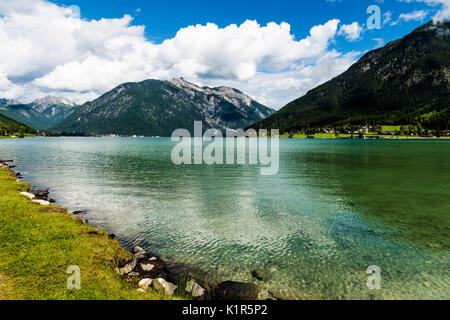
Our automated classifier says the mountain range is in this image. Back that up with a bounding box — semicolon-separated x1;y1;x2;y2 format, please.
0;96;77;130
251;21;450;132
52;78;274;136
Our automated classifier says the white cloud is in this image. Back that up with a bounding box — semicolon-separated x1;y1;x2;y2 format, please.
391;9;429;25
0;0;358;109
383;11;393;26
399;0;450;23
338;22;363;41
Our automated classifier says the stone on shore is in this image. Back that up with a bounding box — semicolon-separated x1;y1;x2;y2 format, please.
32;199;50;206
185;280;205;298
133;246;148;261
20;192;35;200
140;263;154;272
152;278;177;296
30;189;49;198
138;278;153;291
117;258;137;276
29;189;55;203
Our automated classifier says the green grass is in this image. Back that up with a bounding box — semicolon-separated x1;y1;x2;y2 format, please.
0;168;182;300
381;125;403;132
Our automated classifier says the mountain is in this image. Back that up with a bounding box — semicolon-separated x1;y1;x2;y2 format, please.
0;96;77;130
0;102;52;130
31;96;77;124
0;113;36;136
52;78;274;136
250;21;450;132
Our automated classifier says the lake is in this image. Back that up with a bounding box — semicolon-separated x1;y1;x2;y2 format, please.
0;137;449;299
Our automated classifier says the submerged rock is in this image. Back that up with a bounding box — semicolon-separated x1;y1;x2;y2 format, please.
251;269;272;282
213;281;259;300
72;210;87;215
166;263;220;293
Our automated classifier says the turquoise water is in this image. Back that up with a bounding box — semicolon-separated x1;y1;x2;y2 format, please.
0;137;449;299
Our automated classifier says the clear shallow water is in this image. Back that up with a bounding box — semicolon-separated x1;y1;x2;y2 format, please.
0;137;449;299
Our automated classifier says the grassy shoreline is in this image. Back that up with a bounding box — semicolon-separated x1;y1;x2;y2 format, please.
0;166;179;300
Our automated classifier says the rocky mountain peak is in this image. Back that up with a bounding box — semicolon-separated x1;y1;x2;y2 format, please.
32;96;75;109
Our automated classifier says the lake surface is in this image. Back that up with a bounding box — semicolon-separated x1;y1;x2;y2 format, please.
0;137;449;299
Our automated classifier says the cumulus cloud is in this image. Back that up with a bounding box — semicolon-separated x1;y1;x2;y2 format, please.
0;0;358;108
338;22;363;41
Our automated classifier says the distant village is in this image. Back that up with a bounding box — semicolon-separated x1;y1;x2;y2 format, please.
284;124;450;138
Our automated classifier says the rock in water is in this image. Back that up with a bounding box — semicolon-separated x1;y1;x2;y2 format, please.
72;211;87;215
251;269;272;282
152;278;177;296
213;281;259;300
166;263;220;292
185;280;205;298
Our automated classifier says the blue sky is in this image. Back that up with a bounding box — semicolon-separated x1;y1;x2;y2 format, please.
0;0;448;108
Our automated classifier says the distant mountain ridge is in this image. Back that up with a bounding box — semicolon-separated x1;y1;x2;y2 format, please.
52;78;274;136
0;96;77;130
251;21;450;132
31;96;77;124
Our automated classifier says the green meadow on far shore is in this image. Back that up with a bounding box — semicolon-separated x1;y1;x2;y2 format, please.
279;133;450;139
0;167;182;300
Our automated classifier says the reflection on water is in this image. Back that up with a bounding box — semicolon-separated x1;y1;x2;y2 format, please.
0;137;449;299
